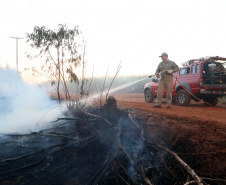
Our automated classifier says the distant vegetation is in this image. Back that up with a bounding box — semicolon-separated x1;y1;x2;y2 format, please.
42;75;154;94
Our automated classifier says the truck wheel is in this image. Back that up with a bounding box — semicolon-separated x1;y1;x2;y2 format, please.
145;89;155;103
176;89;191;106
203;97;218;106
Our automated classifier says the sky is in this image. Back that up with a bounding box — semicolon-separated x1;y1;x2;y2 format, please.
0;0;226;83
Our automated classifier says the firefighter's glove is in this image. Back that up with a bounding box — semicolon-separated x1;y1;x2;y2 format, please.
156;73;160;78
167;69;173;74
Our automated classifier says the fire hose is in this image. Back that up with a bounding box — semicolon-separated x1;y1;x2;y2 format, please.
172;74;212;106
173;74;225;110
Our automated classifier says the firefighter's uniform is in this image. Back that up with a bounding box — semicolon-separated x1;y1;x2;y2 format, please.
155;59;179;107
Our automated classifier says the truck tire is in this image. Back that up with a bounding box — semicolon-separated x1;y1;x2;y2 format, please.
176;89;191;106
145;89;155;103
203;97;218;106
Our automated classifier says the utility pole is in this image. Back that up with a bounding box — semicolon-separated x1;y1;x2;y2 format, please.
10;36;23;71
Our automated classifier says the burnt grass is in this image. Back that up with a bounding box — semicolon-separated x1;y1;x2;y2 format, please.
0;98;225;185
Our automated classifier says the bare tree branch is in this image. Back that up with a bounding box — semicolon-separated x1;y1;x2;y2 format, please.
106;61;122;101
100;64;109;105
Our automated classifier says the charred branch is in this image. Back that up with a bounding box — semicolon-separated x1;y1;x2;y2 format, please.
78;107;113;126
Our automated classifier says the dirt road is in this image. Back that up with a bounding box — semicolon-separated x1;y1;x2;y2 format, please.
113;93;226;125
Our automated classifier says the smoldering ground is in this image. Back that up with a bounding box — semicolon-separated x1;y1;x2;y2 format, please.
0;101;170;185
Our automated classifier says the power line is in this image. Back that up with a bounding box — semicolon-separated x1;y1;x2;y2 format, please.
27;0;32;16
24;0;33;31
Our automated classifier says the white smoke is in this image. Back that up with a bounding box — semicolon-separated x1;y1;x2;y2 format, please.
0;67;63;134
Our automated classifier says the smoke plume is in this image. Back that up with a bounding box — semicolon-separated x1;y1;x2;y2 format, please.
0;67;62;134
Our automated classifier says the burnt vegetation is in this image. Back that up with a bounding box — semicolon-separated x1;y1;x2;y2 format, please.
1;96;225;185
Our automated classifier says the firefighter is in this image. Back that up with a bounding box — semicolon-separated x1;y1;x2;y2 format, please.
153;52;179;109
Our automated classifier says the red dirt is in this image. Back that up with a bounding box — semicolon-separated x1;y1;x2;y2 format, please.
113;93;226;125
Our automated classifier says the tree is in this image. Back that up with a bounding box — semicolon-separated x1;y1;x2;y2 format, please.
26;24;85;105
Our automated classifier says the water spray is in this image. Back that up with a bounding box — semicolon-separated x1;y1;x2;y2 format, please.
81;77;149;104
105;77;149;94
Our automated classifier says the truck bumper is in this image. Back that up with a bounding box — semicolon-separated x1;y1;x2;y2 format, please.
200;89;226;95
